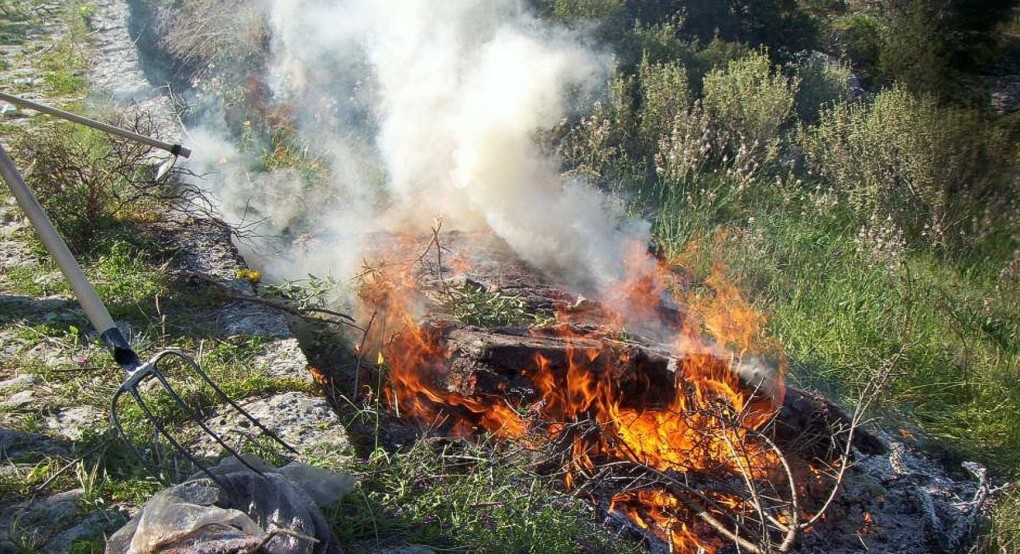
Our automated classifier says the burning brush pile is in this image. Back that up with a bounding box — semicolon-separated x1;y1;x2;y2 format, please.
171;0;999;549
342;230;946;554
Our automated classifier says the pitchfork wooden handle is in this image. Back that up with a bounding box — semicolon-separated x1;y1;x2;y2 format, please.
0;144;140;370
0;92;191;158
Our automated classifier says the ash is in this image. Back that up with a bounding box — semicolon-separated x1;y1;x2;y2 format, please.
794;431;993;554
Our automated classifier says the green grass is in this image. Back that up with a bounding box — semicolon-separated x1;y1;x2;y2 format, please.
651;193;1020;474
0;456;66;501
37;2;94;96
980;488;1020;553
334;440;636;553
0;235;168;317
67;536;106;554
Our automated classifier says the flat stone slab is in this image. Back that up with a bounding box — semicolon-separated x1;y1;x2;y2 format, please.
195;391;351;463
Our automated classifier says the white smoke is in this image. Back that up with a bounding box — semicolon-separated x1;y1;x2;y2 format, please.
187;0;652;293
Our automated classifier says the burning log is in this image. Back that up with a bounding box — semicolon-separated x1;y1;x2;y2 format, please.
353;230;883;553
427;322;883;462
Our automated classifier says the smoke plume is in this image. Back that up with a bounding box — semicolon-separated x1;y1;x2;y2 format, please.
187;0;652;296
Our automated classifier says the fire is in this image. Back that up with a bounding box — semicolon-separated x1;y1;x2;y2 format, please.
358;234;788;553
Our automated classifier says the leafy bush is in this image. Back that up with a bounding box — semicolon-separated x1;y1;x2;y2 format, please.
873;0;1020;97
624;21;750;95
637;53;690;154
799;85;1013;248
559;101;619;181
795;51;853;123
702;50;800;154
654;100;716;187
17;123;121;254
877;0;952;95
559;67;636;183
541;0;625;22
828;12;883;83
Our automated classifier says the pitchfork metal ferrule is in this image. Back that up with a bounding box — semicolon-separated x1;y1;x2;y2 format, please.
0;96;298;489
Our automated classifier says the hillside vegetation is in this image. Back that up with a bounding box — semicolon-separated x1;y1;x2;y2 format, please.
3;0;1018;551
139;0;1020;550
542;2;1020;549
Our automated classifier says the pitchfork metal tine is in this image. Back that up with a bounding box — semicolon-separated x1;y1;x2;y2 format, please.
113;352;294;481
112;386;227;489
110;387;171;485
152;349;300;456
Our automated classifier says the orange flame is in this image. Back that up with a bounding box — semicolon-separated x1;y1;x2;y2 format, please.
359;234;787;553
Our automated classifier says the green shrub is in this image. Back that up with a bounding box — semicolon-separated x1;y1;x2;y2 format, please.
14;117;178;257
637;53;691;155
559;101;619;181
872;0;1019;97
624;22;750;95
542;0;625;21
795;52;852;123
877;0;952;95
17;123;120;254
606;65;637;148
702;50;800;153
654;100;716;188
799;85;1013;249
559;67;636;183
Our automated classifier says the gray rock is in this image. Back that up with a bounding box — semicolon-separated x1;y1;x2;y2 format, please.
44;510;127;553
26;342;71;370
47;405;107;441
194;392;351;461
220;301;292;338
4;489;84;532
87;0;179;131
0;428;70;458
255;338;312;381
0;373;39;393
0;490;127;554
0;389;37;411
32;271;64;288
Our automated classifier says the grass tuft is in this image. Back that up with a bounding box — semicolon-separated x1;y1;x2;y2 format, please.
334;439;637;553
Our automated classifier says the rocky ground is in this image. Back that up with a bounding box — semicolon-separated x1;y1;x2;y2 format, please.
0;1;354;552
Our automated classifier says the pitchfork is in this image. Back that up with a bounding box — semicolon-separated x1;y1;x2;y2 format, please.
0;93;297;487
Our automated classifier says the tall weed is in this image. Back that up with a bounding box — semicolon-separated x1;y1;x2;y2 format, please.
702;49;800;156
637;53;690;155
799;85;1013;250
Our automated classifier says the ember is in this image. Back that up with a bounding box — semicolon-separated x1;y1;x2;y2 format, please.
346;231;863;552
